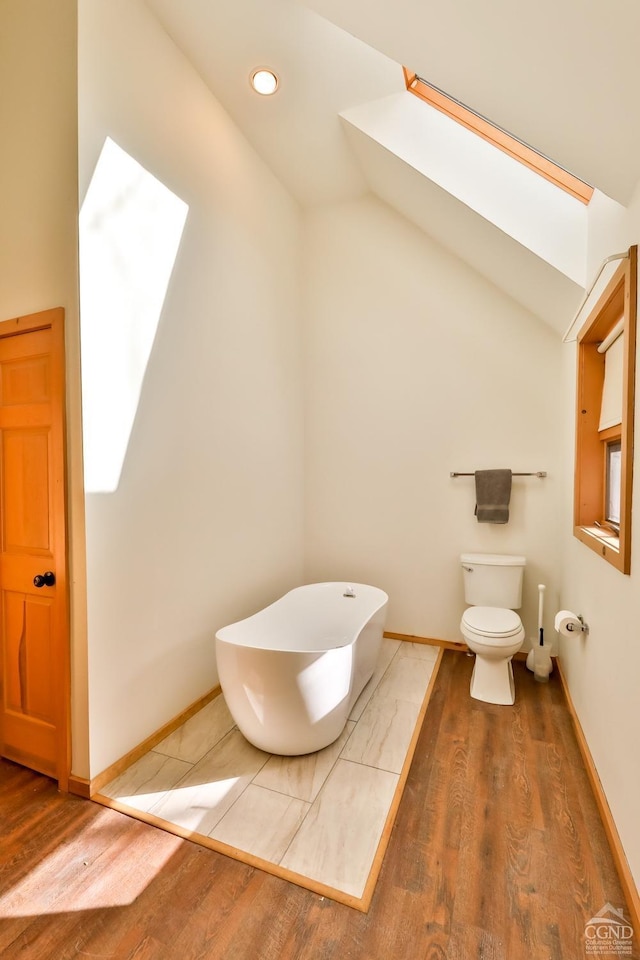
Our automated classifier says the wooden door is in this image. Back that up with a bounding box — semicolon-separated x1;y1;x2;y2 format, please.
0;308;69;789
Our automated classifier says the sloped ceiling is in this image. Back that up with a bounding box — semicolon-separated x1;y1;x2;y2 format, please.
146;0;403;206
145;0;627;329
297;0;640;205
341;119;583;333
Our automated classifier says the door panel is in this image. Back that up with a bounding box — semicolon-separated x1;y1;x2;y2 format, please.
3;429;52;552
1;353;51;406
24;597;55;721
3;593;54;715
0;309;68;787
3;591;25;712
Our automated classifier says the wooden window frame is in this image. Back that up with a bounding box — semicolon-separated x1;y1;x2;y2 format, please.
574;246;637;573
403;68;594;205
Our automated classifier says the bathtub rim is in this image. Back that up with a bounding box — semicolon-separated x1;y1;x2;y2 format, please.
214;581;388;654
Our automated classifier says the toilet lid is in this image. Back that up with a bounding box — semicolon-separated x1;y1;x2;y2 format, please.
462;606;522;638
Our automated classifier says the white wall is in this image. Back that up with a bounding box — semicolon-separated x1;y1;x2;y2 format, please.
0;0;89;779
559;183;640;888
303;196;563;646
79;0;304;776
0;0;78;320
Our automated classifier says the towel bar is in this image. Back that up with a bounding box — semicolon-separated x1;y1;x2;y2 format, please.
450;471;547;478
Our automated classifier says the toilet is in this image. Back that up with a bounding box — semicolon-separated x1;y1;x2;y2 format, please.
460;553;526;705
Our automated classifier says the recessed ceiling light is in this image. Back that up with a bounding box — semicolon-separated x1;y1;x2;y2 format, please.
250;67;279;96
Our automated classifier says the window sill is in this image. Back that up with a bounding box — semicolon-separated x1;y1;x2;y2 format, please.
581;526;620;549
574;525;625;571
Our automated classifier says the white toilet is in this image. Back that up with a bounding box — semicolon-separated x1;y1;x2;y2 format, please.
459;553;526;705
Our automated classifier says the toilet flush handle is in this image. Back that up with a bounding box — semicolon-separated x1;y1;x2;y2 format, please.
462;565;474;572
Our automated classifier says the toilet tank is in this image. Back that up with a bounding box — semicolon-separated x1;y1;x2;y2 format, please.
461;553;526;608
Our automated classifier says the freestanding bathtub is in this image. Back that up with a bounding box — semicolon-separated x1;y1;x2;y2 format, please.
215;582;388;755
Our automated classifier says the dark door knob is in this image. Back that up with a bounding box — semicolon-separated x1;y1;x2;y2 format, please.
33;571;56;588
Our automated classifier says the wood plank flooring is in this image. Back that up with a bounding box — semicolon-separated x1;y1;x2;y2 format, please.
1;653;637;960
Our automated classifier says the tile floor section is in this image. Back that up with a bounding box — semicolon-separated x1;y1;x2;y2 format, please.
98;639;440;901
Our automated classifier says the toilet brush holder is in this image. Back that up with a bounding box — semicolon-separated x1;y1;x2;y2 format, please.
526;641;554;675
532;640;552;683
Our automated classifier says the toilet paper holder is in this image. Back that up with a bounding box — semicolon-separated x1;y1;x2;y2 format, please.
566;614;589;634
555;609;590;636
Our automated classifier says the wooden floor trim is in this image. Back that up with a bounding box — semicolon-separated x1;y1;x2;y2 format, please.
556;657;640;933
385;629;467;653
92;649;445;912
384;629;531;660
73;685;221;798
68;774;92;799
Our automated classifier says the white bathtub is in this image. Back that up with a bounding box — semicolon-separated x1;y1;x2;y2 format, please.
215;582;388;755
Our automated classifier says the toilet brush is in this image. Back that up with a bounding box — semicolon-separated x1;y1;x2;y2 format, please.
533;583;552;682
538;582;545;648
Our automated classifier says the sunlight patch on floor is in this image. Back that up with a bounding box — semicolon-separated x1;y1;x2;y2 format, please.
0;810;182;917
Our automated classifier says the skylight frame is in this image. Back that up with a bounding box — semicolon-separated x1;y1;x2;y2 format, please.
403;68;594;205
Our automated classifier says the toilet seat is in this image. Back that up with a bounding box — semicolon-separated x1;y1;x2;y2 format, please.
461;606;523;645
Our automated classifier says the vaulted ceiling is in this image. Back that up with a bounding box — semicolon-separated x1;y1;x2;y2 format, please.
298;0;640;206
145;0;640;332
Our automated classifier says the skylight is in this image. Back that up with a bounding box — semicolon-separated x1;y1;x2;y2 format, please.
403;68;593;205
340;86;588;291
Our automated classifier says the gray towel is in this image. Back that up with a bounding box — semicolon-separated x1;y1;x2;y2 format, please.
474;469;512;523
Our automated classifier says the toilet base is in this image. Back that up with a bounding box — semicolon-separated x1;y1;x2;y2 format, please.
470;655;516;705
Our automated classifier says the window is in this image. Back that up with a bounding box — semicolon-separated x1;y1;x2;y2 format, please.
606;440;621;528
403;68;594;205
574;245;637;572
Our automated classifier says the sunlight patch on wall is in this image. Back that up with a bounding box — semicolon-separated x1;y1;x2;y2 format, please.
79;137;188;493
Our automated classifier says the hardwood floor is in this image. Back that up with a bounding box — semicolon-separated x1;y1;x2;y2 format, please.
1;653;636;960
